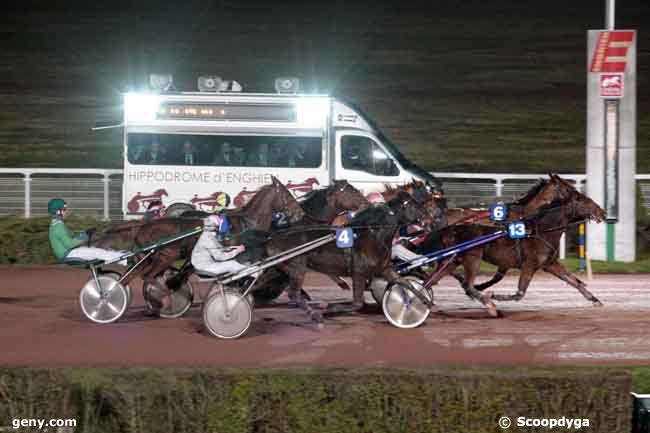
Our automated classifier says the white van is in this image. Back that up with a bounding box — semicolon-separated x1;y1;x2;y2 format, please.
122;79;441;217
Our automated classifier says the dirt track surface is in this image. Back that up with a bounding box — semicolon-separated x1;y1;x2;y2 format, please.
1;266;650;367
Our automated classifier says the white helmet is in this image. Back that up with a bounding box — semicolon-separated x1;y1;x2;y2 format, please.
203;214;223;231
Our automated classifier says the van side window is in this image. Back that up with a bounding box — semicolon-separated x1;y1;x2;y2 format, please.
126;134;323;168
341;136;399;176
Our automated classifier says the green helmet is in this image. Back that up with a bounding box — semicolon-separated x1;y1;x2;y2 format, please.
47;198;66;216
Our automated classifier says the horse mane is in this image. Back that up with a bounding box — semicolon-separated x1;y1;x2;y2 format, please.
512;178;548;205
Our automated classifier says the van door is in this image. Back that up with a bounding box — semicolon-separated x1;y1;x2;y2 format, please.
334;130;406;194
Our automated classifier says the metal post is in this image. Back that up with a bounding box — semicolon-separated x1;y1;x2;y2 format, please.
495;178;504;198
103;174;111;221
605;0;615;30
23;173;31;218
579;223;586;271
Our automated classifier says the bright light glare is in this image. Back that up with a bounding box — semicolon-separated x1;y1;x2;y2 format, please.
124;93;160;122
372;150;388;160
296;98;329;127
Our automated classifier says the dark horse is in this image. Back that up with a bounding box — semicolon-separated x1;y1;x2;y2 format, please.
117;177;305;310
418;184;606;317
265;190;431;323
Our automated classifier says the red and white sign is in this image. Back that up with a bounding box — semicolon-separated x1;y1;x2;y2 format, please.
590;30;635;73
600;73;624;98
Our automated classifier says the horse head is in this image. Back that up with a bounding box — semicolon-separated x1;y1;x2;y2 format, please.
154;189;169;197
388;190;430;227
569;190;606;223
327;180;369;213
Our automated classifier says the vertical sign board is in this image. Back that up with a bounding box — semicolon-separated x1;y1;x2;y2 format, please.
586;30;636;261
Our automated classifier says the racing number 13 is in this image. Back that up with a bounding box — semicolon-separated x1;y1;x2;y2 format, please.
508;221;526;239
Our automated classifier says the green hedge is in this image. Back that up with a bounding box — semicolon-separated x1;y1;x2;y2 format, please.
0;215;110;264
0;367;632;433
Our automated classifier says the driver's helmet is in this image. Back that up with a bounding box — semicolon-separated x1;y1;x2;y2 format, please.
47;198;67;216
213;192;230;212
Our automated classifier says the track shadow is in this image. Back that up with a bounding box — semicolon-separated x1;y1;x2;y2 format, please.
0;296;40;304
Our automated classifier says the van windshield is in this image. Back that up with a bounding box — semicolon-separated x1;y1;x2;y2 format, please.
339;100;442;190
126;133;322;169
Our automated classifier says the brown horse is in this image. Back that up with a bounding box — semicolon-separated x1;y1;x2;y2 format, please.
119;177;305;311
265;191;431;323
419;188;605;317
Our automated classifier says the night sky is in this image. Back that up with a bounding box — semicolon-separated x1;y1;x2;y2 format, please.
1;0;648;171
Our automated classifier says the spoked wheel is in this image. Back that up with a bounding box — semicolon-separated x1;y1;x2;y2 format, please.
382;277;433;329
203;288;252;339
101;270;132;306
79;275;129;324
144;268;194;319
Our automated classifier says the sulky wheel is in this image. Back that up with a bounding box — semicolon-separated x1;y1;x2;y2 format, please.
203;289;252;339
79;275;129;324
100;270;132;306
382;278;432;329
144;268;194;319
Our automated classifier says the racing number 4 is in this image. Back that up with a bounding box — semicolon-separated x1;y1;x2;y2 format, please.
336;228;354;248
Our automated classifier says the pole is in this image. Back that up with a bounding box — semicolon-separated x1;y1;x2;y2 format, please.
579;223;586;271
605;0;615;30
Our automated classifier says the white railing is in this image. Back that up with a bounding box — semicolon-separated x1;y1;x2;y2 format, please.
0;168;122;219
0;169;648;219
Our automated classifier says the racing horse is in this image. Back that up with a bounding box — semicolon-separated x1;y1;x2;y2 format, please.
442;173;577;226
417;184;605;316
264;191;432;323
119;177;305;311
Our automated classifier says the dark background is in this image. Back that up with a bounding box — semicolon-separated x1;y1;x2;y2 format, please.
1;0;648;172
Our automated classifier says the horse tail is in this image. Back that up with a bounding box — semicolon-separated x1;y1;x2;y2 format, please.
472;268;508;291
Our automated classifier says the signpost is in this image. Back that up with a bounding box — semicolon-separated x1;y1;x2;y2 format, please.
586;0;636;262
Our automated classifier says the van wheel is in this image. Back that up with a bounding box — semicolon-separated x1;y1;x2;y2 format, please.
165;203;195;217
251;268;289;304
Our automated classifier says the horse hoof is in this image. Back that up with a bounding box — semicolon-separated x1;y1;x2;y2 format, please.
486;304;499;318
316;323;325;331
593;300;604;307
310;310;324;324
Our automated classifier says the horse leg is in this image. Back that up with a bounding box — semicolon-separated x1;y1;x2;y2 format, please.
278;261;323;324
543;260;602;306
458;253;499;317
491;261;537;302
323;271;368;316
455;267;508;292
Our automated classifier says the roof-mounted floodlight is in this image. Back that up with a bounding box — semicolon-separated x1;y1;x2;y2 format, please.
198;75;222;92
275;77;300;94
149;74;173;92
219;80;243;92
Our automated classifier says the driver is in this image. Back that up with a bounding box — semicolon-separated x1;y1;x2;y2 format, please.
47;198;126;265
191;214;248;276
